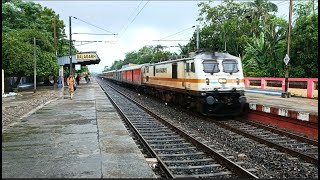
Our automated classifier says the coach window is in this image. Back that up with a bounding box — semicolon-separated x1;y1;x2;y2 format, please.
146;66;149;73
191;62;195;72
203;60;219;73
153;66;156;76
222;59;239;74
186;63;190;72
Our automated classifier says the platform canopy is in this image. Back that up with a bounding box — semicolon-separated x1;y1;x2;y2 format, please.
58;51;101;67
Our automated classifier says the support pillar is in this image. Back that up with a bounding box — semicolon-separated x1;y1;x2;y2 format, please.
58;66;64;88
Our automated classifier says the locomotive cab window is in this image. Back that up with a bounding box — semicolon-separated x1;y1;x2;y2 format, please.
202;60;219;73
191;62;195;72
222;59;239;74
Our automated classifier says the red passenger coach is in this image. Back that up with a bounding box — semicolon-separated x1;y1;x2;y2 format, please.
133;68;142;84
120;64;144;85
122;71;127;82
127;70;133;82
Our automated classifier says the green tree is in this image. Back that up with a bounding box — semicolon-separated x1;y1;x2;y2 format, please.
109;45;173;70
289;12;318;77
2;29;59;87
2;0;78;87
243;15;287;77
246;0;278;37
191;0;256;56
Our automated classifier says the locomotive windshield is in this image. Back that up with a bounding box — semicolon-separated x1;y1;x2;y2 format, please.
222;59;239;73
203;60;220;73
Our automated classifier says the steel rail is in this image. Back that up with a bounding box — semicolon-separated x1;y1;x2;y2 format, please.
236;118;318;146
99;79;258;178
99;83;174;178
211;119;318;166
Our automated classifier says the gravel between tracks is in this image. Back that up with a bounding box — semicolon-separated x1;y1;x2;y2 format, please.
106;81;318;179
2;88;63;130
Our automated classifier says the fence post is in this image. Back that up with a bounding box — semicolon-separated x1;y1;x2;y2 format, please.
244;78;250;88
261;78;266;90
307;79;314;98
281;79;286;91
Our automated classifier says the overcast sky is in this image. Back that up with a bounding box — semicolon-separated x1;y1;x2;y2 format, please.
31;0;290;73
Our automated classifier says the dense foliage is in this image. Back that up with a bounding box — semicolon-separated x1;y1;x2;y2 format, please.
108;45;178;70
2;0;317;78
187;0;318;78
2;0;77;87
109;0;318;78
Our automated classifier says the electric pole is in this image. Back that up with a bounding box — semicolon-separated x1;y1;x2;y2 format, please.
69;16;73;76
54;17;57;56
196;25;200;51
53;17;58;85
33;37;37;93
312;0;314;14
282;0;292;98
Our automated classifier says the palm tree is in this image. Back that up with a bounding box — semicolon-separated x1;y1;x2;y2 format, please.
247;0;278;37
178;43;189;57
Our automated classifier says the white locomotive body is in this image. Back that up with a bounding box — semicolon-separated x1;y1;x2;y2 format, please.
102;51;247;116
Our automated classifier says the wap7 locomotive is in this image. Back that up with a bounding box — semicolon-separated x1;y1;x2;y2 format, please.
102;51;247;116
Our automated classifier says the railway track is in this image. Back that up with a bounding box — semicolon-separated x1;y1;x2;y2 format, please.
213;119;318;166
96;78;258;178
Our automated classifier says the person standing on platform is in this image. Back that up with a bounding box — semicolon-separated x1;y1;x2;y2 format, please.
67;74;75;99
85;74;89;83
76;74;81;85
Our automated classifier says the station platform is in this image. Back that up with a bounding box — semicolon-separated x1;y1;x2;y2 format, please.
2;79;156;178
245;92;318;140
246;92;318;124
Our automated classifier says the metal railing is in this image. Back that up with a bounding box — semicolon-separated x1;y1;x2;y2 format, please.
244;77;318;98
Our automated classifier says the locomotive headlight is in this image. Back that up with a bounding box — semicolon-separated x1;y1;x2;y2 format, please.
238;96;247;104
205;78;210;85
206;96;216;105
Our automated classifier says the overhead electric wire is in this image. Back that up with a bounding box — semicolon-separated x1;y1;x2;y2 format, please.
116;0;150;42
159;26;196;40
117;0;144;35
74;42;96;46
72;33;116;35
72;16;116;35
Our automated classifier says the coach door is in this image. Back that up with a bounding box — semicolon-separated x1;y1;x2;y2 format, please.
172;63;177;79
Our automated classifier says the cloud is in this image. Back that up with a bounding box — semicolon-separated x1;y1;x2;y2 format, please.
34;1;200;73
86;26;193;73
90;26;195;73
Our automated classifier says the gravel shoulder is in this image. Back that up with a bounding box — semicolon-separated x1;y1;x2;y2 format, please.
2;87;64;131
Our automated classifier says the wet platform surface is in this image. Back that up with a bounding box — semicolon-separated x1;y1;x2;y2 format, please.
246;92;318;115
2;79;156;178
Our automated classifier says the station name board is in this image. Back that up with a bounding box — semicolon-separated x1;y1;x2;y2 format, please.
76;53;96;60
156;68;167;73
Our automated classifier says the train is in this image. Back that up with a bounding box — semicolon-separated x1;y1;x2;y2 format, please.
100;51;247;117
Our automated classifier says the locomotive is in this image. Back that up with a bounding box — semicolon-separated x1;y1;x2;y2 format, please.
101;51;247;116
